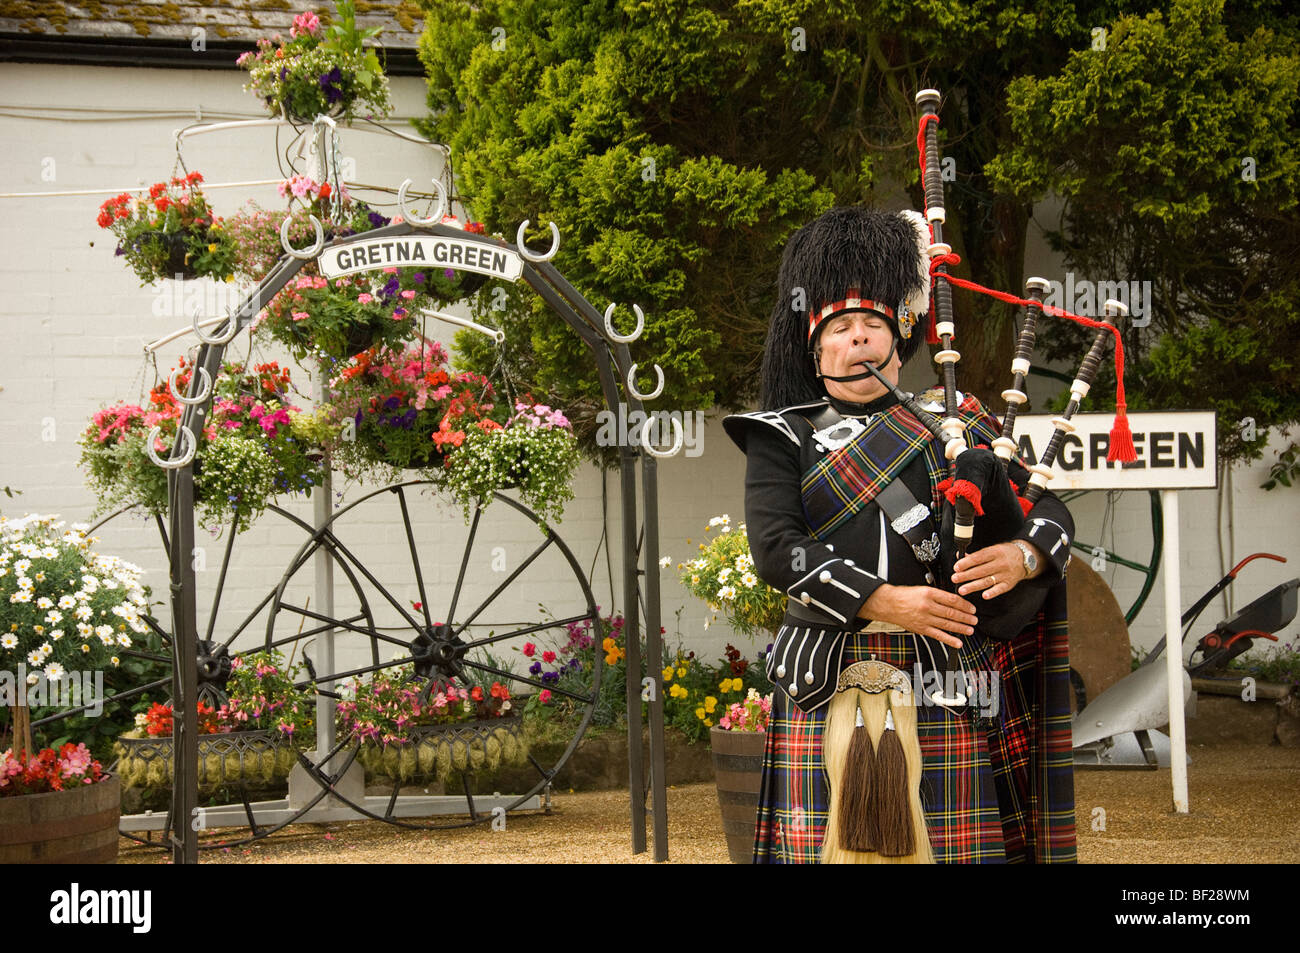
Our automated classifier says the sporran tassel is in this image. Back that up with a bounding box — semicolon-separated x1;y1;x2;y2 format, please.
838;701;877;852
873;705;913;856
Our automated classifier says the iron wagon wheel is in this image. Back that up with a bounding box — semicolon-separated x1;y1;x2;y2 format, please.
40;501;380;848
1056;488;1163;626
263;479;605;830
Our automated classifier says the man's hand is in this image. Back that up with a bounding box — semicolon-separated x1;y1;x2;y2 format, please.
858;584;976;649
952;541;1043;599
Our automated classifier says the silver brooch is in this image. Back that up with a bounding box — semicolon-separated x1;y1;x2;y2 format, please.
812;416;866;453
912;533;941;563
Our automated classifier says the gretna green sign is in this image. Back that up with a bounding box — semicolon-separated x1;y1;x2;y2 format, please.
318;235;524;282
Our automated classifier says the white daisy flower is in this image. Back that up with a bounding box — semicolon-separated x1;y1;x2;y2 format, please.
658;556;672;569
49;629;64;641
27;649;45;665
74;605;93;621
58;595;77;609
116;633;132;647
741;572;759;588
717;585;737;601
718;567;732;582
36;596;54;609
76;622;93;637
0;634;17;649
10;590;31;604
14;559;30;573
46;610;62;625
44;662;65;681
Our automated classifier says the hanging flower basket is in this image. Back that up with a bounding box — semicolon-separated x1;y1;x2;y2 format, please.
237;3;393;124
96;172;236;284
358;717;529;784
78;360;325;530
113;730;299;790
321;341;506;476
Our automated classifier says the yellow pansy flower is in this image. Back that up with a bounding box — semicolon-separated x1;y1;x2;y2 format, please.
663;666;674;681
695;707;706;720
676;667;686;678
704;696;717;713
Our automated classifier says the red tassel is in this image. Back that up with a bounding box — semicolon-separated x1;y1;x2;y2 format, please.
935;477;953;496
1108;405;1137;463
1017;495;1033;516
925;306;940;345
944;478;985;516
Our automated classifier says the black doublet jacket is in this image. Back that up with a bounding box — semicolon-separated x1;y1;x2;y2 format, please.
724;390;1074;712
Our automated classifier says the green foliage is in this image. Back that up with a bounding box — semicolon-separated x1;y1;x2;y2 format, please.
1261;439;1300;490
414;0;835;447
988;0;1300;464
675;516;786;638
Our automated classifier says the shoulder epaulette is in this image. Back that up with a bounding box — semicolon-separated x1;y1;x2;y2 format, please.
722;401;825;452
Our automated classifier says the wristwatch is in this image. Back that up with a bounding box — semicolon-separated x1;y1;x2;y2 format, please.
1012;540;1038;578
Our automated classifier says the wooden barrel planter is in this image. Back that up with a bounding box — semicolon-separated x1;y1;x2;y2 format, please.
0;774;121;864
710;727;766;864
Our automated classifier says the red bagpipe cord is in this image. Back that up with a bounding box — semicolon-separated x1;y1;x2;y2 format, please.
914;112;1136;464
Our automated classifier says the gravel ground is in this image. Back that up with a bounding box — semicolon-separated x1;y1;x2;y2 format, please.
118;742;1299;864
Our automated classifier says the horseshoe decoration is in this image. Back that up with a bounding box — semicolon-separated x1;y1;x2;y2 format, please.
192;310;241;345
640;415;683;458
604;303;644;344
280;214;324;260
168;365;213;405
145;424;197;470
516;219;561;262
626;362;664;401
397;177;447;226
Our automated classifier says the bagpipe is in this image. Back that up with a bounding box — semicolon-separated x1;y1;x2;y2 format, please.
820;91;1136;861
853;89;1138;698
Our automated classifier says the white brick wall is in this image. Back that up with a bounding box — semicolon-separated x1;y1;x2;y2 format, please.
2;61;1296;686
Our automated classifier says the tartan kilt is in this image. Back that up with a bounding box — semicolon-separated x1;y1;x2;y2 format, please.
753;590;1076;864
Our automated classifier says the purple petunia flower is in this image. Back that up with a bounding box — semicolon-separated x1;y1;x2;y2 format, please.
529;661;542;676
368;211;390;228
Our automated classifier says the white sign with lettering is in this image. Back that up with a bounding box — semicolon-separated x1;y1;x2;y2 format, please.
318;236;524;282
1012;412;1217;490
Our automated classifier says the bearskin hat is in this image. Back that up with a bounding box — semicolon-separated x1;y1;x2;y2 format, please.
760;206;931;410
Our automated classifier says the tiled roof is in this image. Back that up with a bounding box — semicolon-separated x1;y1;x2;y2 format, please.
0;1;425;48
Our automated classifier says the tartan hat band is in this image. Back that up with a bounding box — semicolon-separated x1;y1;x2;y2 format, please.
808;291;897;343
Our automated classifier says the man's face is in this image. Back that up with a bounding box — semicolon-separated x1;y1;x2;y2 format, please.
815;310;901;403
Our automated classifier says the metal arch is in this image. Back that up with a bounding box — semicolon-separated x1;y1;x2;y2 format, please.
280;214;325;260
640;414;683;458
516;219;561;262
169;365;212;405
604;303;644;344
626;362;664;401
145;424;196;469
192;311;240;345
397;177;447;226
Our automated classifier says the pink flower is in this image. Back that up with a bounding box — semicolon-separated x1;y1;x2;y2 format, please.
719;716;731;729
542;650;556;664
538;689;552;705
290;176;311;198
400;290;416;300
291;311;310;322
357;293;374;304
383;266;398;274
291;10;320;36
522;642;536;657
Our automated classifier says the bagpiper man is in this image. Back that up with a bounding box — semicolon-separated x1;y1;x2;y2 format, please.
723;205;1077;863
